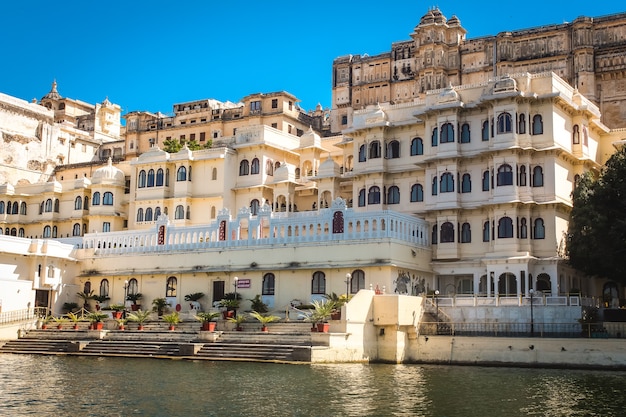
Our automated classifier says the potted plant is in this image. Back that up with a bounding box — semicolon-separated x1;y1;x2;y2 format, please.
310;300;335;333
62;302;80;314
76;290;95;311
115;318;127;330
184;292;205;302
249;310;280;332
66;311;82;330
109;303;125;319
52;316;68;330
227;313;247;331
87;312;109;330
162;311;180;330
248;295;269;314
152;297;169;316
219;298;240;319
324;292;351;320
93;294;110;310
40;315;52;330
194;311;220;331
127;309;151;331
126;293;143;311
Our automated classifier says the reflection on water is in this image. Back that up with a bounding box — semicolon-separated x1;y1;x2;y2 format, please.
1;354;626;416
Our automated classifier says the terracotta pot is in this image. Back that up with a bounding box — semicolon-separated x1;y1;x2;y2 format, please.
169;325;175;331
57;325;63;330
131;304;140;311
331;311;341;320
311;326;317;332
42;324;48;330
317;323;330;333
113;311;123;319
137;324;144;331
118;325;125;331
236;326;243;331
261;325;268;332
94;322;104;330
73;324;78;330
202;322;216;331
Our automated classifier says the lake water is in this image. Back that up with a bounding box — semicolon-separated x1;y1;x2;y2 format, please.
1;354;626;416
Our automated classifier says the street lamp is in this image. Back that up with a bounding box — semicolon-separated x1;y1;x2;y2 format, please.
435;290;440;321
123;280;129;319
345;273;351;298
529;289;535;337
233;276;239;316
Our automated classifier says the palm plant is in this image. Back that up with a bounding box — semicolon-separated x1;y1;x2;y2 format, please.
162;311;180;330
76;290;95;310
249;310;280;331
127;309;151;330
227;314;247;331
152;297;169;316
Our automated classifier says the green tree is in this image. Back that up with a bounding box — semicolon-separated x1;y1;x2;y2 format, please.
567;146;626;283
163;138;182;153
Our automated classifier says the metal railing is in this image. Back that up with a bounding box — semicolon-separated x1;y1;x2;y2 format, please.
0;307;48;325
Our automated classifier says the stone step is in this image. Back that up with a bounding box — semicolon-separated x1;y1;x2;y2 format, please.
218;332;312;346
196;343;301;361
0;339;70;353
80;341;181;356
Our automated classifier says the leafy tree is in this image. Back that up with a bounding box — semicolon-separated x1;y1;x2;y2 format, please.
163;138;182;153
567;146;626;284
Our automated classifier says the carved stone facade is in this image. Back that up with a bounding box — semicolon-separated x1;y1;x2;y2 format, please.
331;8;626;133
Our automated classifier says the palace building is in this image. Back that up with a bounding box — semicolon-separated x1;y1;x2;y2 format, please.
1;9;625;319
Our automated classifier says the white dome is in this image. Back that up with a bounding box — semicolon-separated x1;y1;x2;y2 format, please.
92;158;125;184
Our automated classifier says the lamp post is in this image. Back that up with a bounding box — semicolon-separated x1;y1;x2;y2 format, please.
123;280;129;319
233;276;239;317
529;289;535;337
345;273;351;298
434;290;440;321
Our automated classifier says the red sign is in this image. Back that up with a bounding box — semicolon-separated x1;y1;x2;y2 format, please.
158;225;166;245
236;279;251;289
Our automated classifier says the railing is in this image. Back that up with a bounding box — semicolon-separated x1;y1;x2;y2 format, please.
427;295;586;308
0;307;48;325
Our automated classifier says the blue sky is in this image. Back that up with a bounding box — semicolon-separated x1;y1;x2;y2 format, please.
1;1;624;117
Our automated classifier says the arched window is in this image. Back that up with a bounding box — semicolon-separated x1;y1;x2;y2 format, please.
102;222;110;232
461;222;471;243
188;166;192;181
460;123;471;143
262;273;275;295
533;218;545;239
431;127;438;147
18;228;24;237
358;189;366;207
311;271;326;294
387;186;400;204
136;208;144;222
520;218;528;239
497;112;512;133
138;170;146;188
266;160;274;176
350;269;365;293
358;145;367;162
519;165;527;186
410;137;424;156
10;228;17;236
518;114;526;134
145;207;153;222
92;192;101;206
74;196;82;210
147;169;155;187
0;201;4;214
128;278;139;296
39;201;43;214
212;168;218;180
367;186;381;204
431;225;438;244
441;123;454;143
498;217;514;238
84;197;89;210
239;160;250;176
20;202;27;215
53;199;59;213
572;125;580;144
369;141;381;159
103;192;113;205
72;223;81;236
175;205;185;219
497;164;513;186
186;206;191;220
461;174;471;193
155;207;161;220
250;199;260;215
176;166;187;181
43;225;51;238
100;279;110;298
440;222;455;243
481;120;490;141
156;168;164;186
410;184;424;202
483;221;490;242
251;158;260;175
440;172;454;193
45;199;53;212
532;166;544;187
532;114;543;135
432;177;438;195
166;276;177;297
386;140;400;159
165;168;170;186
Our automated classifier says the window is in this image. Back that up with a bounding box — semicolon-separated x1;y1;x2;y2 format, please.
138;170;146;188
262;273;275;295
239;160;250;176
84;196;89;210
52;226;57;238
369;141;381;159
532;114;543;135
386;140;400;159
103;192;113;205
250;100;261;113
266;160;274;176
74;196;82;210
99;279;109;298
483;221;490;242
481;171;490;191
519;165;527;186
102;222;111;232
165;169;170;186
368;186;381;205
73;223;81;236
0;201;4;214
410;137;424;155
358;145;367;162
410;184;424;202
461;223;471;243
92;192;101;206
156;168;164;186
188;166;192;181
520;218;528;239
440;172;454;193
166;276;177;297
20;202;27;215
147;169;155;187
271;99;278;109
497;112;512;133
212;168;217;181
518;114;526;134
155;207;161;220
145;207;153;222
532;166;544;187
251;158;260;175
431;225;438;244
349;270;365;293
461;174;471;193
481;121;490;141
358;189;366;207
387;186;400;204
128;278;138;296
176;166;187;181
533;218;545;239
137;208;144;222
175;205;184;219
43;225;52;238
311;271;326;294
573;125;580;144
498;217;514;238
441;123;454;143
250;199;260;215
45;199;52;212
53;199;59;213
431;127;438;147
497;164;513;186
341;115;348;125
440;222;455;243
18;228;24;237
432;177;438;195
460;123;471;143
